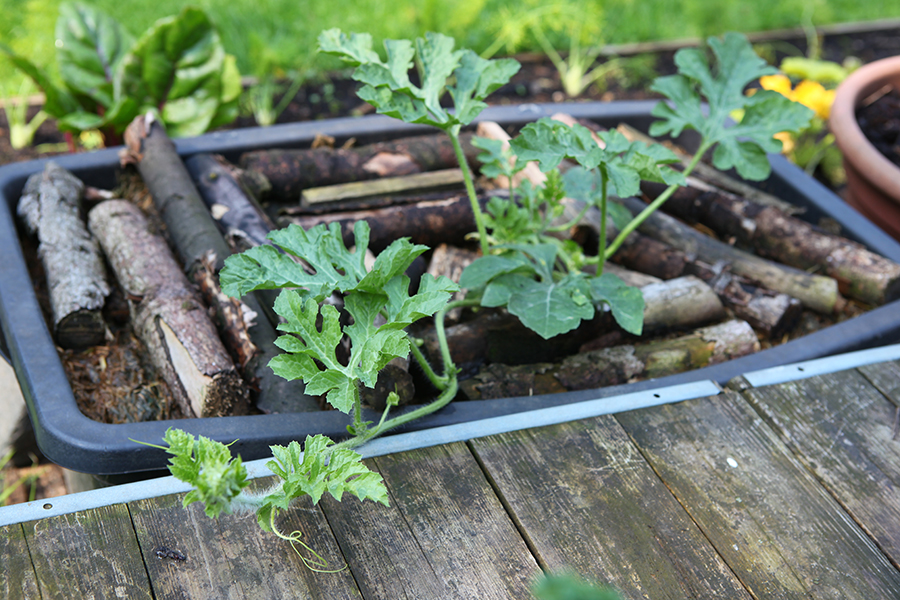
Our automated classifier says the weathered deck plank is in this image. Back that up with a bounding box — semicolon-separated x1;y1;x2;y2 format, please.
323;442;540;599
0;523;40;598
129;484;362;599
469;415;754;599
743;369;900;568
857;359;900;409
23;504;152;599
616;392;900;599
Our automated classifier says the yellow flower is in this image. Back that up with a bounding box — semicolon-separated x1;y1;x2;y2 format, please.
773;131;795;154
790;80;835;120
759;74;793;97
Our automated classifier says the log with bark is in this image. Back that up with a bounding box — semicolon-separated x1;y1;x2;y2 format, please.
281;192;482;252
17;162;110;349
617;196;843;315
88;200;248;418
239;132;482;202
641;179;900;306
461;319;760;400
184;153;277;251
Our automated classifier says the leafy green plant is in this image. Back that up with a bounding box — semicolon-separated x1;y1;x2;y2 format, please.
1;79;48;149
150;31;813;567
482;1;619;98
0;450;38;506
241;72;306;127
2;3;241;144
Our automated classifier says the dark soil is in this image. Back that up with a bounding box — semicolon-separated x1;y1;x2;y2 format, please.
857;87;900;167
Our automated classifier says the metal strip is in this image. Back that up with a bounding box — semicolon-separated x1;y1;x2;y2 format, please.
0;380;719;527
742;343;900;388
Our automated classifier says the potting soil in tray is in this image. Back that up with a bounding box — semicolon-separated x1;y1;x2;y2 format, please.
16;132;881;424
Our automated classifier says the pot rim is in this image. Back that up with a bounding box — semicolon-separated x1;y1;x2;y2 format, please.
830;55;900;199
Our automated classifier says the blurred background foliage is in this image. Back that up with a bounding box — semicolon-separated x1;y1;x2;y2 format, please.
1;0;899;87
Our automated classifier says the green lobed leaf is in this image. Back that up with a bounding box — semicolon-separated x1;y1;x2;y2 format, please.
590;273;645;335
159;428;249;519
263;435;389;511
492;272;596;339
319;29;517;130
649;32;813;181
55;3;133;109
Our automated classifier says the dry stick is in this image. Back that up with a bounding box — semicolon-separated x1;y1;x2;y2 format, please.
281;193;481;253
640;179;900;306
17;163;110;349
618;195;842;315
239;132;482;202
461;319;760;400
301;168;465;206
123;116;318;414
88;200;248;418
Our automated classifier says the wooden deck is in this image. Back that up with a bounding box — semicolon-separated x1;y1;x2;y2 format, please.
3;357;900;599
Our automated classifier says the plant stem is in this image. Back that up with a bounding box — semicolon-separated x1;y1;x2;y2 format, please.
597;164;610;276
450;126;490;255
603;143;708;259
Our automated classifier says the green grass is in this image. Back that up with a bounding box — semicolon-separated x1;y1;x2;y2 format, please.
2;0;900;89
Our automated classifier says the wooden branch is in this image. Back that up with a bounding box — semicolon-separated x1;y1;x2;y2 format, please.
121;113;232;274
640;276;725;332
182;152;323;414
184;153;276;251
462;320;760;399
281;194;482;253
618;196;843;315
88;200;248;418
239;132;482;201
642;180;900;306
301;169;465;206
17;162;110;349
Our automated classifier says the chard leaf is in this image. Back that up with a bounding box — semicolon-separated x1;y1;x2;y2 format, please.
1;47;81;118
55;3;133;108
590;273;645;335
159;428;249;519
649;32;813;180
113;7;238;136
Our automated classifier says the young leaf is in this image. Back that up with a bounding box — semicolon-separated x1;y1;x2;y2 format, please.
590;273;645;335
158;428;249;519
649;32;814;180
263;435;389;511
319;29;518;130
487;272;595;339
0;47;81;119
55;3;133;109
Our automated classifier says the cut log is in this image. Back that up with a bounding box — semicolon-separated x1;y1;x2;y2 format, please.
462;320;760;399
281;194;483;253
121;114;233;274
641;180;900;306
639;276;725;332
88;200;248;418
618;196;843;315
184;153;276;251
181;151;322;414
239;132;482;201
17;162;110;349
301;169;465;206
426;244;479;324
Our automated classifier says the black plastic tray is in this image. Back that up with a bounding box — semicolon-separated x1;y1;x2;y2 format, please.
4;101;900;475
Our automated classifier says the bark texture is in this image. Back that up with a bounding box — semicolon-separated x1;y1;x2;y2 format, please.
88;200;248;418
17;162;110;349
619;196;843;315
462;320;760;399
240;132;481;201
643;180;900;306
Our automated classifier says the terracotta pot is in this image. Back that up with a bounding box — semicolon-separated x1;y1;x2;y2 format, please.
830;56;900;241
